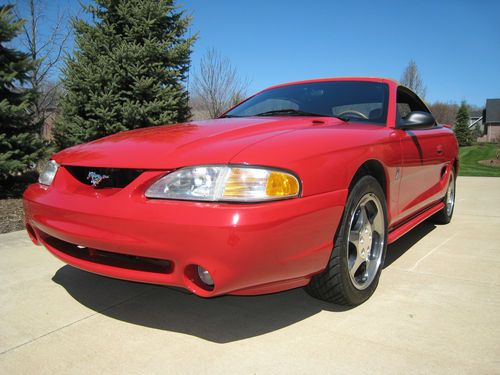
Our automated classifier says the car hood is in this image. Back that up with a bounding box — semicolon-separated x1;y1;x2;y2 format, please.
54;117;344;169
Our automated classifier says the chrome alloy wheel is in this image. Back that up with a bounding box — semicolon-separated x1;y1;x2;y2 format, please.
445;171;455;216
347;193;385;290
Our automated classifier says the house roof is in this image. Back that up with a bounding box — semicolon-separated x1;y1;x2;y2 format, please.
485;99;500;124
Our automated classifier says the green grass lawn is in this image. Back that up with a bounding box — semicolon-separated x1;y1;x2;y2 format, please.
459;143;500;177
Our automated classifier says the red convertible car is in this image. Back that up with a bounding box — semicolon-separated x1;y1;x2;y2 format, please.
23;77;458;305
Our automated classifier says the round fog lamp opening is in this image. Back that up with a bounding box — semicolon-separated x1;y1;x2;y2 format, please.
197;266;214;287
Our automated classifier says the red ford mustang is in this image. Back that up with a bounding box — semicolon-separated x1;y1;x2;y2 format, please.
23;77;458;305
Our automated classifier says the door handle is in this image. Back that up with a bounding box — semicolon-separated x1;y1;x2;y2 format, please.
436;145;444;155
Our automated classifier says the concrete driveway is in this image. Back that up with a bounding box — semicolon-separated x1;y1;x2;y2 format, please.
1;177;499;374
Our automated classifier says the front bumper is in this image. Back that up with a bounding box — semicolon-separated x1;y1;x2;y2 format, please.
23;168;347;297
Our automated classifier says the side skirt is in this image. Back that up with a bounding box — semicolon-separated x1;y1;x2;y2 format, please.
387;202;445;244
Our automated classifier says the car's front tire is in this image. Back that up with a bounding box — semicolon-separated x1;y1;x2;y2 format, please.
306;176;388;305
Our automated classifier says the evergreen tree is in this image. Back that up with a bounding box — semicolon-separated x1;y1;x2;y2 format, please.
454;101;473;146
0;5;45;180
54;0;196;149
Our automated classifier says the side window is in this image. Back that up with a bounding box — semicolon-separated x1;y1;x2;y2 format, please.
397;102;412;118
396;86;430;120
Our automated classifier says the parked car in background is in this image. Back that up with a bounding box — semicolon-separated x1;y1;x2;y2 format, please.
24;77;458;305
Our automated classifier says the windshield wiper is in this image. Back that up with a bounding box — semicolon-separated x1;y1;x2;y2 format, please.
254;109;349;122
255;109;323;117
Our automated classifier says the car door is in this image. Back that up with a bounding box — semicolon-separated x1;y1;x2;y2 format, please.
394;87;447;223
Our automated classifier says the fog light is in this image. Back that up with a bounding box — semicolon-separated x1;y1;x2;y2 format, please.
197;266;214;286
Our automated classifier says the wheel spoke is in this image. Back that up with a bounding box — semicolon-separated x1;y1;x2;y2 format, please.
349;229;360;249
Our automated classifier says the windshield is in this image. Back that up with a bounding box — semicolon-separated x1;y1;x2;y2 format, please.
224;81;389;124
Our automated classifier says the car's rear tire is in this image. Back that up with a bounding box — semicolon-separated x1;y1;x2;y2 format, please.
306;176;388;305
430;169;456;225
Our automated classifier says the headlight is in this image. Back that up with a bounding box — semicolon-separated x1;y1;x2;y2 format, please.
145;165;300;202
38;160;59;186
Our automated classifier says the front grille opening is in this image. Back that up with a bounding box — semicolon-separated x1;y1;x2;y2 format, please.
65;166;143;188
39;231;172;274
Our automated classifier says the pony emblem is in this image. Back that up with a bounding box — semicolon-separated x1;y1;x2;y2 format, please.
87;171;110;187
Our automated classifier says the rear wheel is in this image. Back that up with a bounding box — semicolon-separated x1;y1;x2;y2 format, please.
431;169;456;224
306;176;388;305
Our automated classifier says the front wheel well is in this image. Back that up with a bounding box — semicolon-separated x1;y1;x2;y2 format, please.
349;160;387;199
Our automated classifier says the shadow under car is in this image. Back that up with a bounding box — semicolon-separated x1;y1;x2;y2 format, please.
51;221;436;343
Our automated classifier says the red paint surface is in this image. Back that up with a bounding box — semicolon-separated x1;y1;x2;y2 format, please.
23;77;458;296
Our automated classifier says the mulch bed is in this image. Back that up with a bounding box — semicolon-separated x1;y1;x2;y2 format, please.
0;199;25;234
478;159;500;168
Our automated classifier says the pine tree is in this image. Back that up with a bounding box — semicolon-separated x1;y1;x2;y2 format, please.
54;0;196;150
454;101;473;147
0;5;45;180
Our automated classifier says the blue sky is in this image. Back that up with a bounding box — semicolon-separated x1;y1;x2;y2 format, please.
183;0;500;106
8;0;500;106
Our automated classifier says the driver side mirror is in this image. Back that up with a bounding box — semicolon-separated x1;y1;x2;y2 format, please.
397;111;436;130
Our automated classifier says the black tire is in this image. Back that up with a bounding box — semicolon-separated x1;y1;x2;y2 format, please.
430;169;456;225
306;175;388;305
